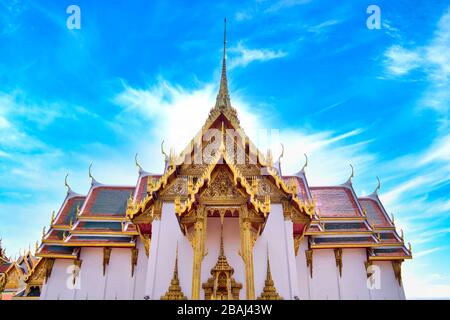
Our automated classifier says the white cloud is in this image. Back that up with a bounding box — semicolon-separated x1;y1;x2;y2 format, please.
404;264;450;299
229;42;288;69
307;19;342;34
383;8;450;118
264;0;312;13
384;45;421;76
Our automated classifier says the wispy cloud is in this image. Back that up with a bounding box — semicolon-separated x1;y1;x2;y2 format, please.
383;8;450;119
229;42;287;68
307;19;342;34
384;45;422;76
264;0;312;14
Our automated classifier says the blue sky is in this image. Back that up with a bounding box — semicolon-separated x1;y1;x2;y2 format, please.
0;0;449;298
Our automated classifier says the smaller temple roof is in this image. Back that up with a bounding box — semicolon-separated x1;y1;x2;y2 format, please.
80;186;135;217
359;197;393;228
53;196;86;226
310;186;363;217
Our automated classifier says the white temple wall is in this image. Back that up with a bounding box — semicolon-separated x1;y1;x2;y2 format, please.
369;261;402;300
144;202;192;299
283;218;300;299
253;234;266;299
295;237;311;300
254;203;296;300
177;231;194;299
75;247;105;299
104;248;133;299
309;249;340;299
339;249;370;300
132;239;149;299
41;259;76;300
144;218;161;298
201;217;245;300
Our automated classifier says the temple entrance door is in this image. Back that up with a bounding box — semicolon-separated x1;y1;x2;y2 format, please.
214;273;231;300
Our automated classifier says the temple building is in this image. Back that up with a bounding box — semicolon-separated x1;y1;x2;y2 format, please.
0;242;43;300
14;21;411;300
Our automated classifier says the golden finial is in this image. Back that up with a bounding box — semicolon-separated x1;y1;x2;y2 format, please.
348;164;354;182
301;153;308;172
401;229;404;239
69;218;73;228
160;242;187;300
50;210;55;225
277;143;284;163
215;17;231;110
377;233;381;241
35;241;38;253
257;244;283;300
373;176;381;195
161;140;169;161
408;242;412;252
135;153;143;172
391;213;395;224
88;163;94;181
42;226;46;238
64;173;70;191
76;205;81;217
362;206;367;217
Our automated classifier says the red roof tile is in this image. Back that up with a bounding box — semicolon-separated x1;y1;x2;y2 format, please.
359;198;392;227
310;186;362;217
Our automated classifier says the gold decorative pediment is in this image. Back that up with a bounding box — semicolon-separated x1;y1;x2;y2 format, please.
200;168;243;201
160;176;188;198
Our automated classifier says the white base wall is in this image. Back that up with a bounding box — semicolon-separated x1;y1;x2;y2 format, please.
309;249;340;299
340;249;371;300
144;202;193;300
41;259;76;300
369;261;405;300
76;247;105;300
254;203;297;300
41;244;149;300
132;239;149;299
295;237;311;300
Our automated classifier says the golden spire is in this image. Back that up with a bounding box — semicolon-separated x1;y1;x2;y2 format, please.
258;246;283;300
215;18;232;110
160;243;187;300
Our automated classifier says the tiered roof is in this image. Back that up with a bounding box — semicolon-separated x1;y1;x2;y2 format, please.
35;20;411;266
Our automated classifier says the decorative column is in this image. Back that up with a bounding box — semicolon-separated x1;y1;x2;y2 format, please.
240;205;255;300
191;206;206;300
